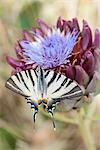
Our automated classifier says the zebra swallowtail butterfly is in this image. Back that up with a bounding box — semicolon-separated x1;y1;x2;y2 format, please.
5;67;85;129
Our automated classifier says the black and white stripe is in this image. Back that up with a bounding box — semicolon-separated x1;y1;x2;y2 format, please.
5;67;84;110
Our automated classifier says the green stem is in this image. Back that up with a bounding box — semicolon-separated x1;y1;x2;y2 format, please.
54;113;78;124
77;110;96;150
41;110;78;124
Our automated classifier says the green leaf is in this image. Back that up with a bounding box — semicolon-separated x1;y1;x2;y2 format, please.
19;1;42;29
0;128;16;150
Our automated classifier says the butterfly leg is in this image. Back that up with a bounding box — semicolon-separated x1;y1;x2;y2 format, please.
48;110;56;131
30;103;38;124
47;106;56;130
33;109;38;123
25;98;38;123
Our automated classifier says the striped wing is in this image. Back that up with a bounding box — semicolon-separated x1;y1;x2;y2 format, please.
44;70;84;100
5;69;39;101
5;68;84;110
43;69;84;110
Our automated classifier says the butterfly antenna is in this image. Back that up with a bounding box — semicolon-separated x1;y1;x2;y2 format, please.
49;111;56;131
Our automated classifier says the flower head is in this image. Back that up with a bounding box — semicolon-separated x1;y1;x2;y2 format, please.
57;19;100;97
20;28;79;68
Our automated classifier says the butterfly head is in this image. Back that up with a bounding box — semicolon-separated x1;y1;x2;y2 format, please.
32;98;56;129
38;98;56;112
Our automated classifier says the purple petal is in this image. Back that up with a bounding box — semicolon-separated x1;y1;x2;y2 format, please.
62;20;67;31
37;19;50;34
72;18;80;32
15;42;22;53
94;48;100;72
11;68;23;75
86;71;100;95
75;65;89;86
34;28;44;37
56;16;62;29
20;40;41;54
94;29;100;48
23;30;34;41
82;20;92;50
81;51;95;75
6;55;23;69
20;40;33;50
15;42;24;59
66;20;73;31
65;65;75;80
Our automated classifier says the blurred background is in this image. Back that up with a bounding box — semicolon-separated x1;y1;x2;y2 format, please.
0;0;100;150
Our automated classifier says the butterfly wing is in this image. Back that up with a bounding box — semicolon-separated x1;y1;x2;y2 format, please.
44;69;84;109
5;68;85;111
60;97;84;111
5;69;40;104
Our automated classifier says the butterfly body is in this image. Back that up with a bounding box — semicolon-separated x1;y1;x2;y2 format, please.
5;67;85;124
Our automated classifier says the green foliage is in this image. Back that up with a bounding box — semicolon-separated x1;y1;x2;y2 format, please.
0;128;17;150
19;1;42;29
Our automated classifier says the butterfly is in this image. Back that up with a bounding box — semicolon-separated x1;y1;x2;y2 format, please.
5;67;85;129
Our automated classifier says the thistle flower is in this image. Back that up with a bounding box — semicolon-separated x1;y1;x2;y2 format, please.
6;18;79;70
6;17;100;97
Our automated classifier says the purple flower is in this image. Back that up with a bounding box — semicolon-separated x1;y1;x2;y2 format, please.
58;19;100;96
20;29;79;68
6;17;80;71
